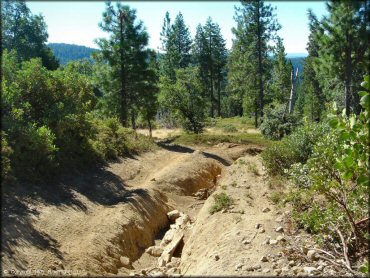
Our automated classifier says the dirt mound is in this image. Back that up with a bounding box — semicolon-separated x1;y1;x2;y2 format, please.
152;152;221;196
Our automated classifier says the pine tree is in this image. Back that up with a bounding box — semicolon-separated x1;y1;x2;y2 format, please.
271;37;292;104
193;18;227;117
95;2;153;128
314;1;369;116
228;0;280;127
300;10;326;122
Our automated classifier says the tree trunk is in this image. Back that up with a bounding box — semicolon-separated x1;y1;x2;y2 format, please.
209;36;214;118
257;7;264;121
119;12;128;127
147;117;152;138
289;67;299;114
254;99;258;128
131;110;136;130
217;79;221;117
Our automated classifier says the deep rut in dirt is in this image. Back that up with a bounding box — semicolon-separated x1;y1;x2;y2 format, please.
100;150;224;275
111;145;262;276
1;143;261;277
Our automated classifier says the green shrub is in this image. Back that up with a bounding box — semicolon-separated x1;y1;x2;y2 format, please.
260;104;300;140
209;192;233;214
12;124;58;180
90;117;156;160
262;120;328;176
1;132;13;180
289;76;370;254
221;124;238;133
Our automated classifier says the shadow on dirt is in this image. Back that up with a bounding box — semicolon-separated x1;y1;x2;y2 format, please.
1;165;149;269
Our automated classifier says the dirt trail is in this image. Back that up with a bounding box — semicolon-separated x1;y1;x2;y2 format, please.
2;139;346;277
1;142;254;276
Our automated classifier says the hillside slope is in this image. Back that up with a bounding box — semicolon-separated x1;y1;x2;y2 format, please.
48;43;98;64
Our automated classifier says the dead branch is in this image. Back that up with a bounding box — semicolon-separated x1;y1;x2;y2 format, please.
335;227;352;271
308;248;336;259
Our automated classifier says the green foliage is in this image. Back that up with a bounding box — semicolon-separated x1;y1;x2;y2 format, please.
221;124;238;133
1;0;59;69
262;120;328;176
173;132;268;147
228;1;281;126
271;38;292;104
95;2;157;128
192;17;227;117
260;104;300;140
1;133;13;180
160;67;206;133
288;76;370;254
11;124;58;181
209;192;233;214
90;118;155;160
48;43;97;65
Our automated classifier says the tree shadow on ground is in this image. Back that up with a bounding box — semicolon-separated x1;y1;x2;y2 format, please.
1;164;146;269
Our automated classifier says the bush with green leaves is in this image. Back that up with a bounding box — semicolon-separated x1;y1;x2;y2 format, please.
289;76;369;259
1;52;155;183
260;104;300;140
209;192;233;214
159;67;207;133
221;124;238;133
262;120;328;176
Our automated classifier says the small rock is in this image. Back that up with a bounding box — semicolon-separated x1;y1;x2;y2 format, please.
275;226;284;233
152;271;164;277
259;228;265;233
262;207;271;213
246;266;254;272
282;266;290;272
141;269;147;275
151;178;156;181
303;266;319;275
263;268;270;273
292;266;303;274
317;265;325;271
262;238;270;245
167;210;180;221
272;263;279;269
214;254;220;261
235;263;243;270
274;269;282;275
288;260;296;267
120;256;131;267
269;239;278;245
255;223;261;229
245;185;251;189
276;235;286;242
260;256;268;262
307;250;318;261
253;264;262;270
242;239;251;245
146;246;164;257
175;214;190;227
275;216;283;222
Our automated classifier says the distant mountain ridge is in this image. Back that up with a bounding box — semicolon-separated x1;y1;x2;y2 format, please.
48;43;98;65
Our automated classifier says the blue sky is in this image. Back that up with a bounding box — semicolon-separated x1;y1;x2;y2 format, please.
27;1;328;54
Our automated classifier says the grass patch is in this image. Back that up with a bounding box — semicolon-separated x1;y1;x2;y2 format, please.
209;192;233;214
172;133;270;147
214;117;255;130
246;161;259;176
221;124;238;133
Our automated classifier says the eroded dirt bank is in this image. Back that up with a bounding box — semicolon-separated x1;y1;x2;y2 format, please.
2;143;254;276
